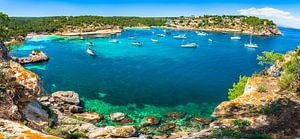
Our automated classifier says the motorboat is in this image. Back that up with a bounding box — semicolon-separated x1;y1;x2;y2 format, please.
231;36;241;40
110;39;119;43
86;48;96;56
80;36;85;40
156;34;166;37
208;39;213;42
151;38;159;43
132;42;143;46
86;42;93;46
181;43;198;48
173;34;187;39
196;32;208;36
128;36;135;40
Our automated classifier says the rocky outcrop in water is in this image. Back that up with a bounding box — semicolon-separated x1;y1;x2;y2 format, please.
17;50;49;64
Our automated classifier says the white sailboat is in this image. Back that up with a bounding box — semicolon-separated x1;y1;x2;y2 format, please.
244;35;258;48
231;33;241;40
231;36;241;40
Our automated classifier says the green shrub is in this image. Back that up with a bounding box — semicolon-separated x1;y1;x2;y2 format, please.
278;73;296;90
228;76;249;100
257;85;267;93
212;126;242;138
232;119;250;129
261;101;281;114
257;51;284;66
67;132;87;139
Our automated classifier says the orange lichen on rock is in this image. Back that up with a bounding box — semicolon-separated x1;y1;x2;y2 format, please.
0;119;60;139
9;61;44;97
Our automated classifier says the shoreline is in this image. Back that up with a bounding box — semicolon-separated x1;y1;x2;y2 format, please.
57;28;123;36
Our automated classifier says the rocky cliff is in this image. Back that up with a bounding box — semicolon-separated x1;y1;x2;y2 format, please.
189;48;300;138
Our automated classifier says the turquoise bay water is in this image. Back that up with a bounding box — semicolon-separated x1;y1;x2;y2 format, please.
11;27;300;126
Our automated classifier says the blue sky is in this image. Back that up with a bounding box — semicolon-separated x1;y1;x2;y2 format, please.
0;0;300;28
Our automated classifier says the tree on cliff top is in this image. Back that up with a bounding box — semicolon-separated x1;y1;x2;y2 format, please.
0;12;10;42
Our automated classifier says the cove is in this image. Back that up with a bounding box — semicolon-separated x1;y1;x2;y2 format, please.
10;27;300;125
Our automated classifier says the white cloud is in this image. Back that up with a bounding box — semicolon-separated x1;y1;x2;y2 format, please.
238;7;300;29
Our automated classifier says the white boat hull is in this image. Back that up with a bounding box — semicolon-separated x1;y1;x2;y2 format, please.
244;44;258;48
86;49;96;56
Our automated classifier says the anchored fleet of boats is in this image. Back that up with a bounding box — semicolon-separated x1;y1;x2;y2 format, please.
81;29;259;56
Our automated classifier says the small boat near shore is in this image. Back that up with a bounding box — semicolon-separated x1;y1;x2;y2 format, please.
151;38;159;43
196;31;208;36
181;43;198;48
86;48;96;56
110;39;119;43
132;42;143;46
173;34;186;39
80;36;85;40
128;36;135;40
157;34;166;37
231;36;241;40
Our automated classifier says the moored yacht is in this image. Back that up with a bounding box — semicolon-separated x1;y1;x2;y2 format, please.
173;34;187;39
86;42;93;46
132;42;143;46
128;36;135;40
196;31;208;36
244;35;258;48
86;48;96;56
181;43;198;48
151;38;159;43
110;39;119;43
231;36;241;40
80;36;85;40
156;34;166;37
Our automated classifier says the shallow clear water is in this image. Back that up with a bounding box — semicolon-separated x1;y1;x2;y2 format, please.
10;27;300;125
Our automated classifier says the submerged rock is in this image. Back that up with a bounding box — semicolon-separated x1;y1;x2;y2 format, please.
17;50;49;64
110;112;126;122
141;116;160;126
164;112;186;119
159;123;176;132
191;117;211;125
117;117;134;124
89;126;136;138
